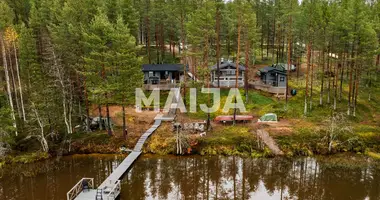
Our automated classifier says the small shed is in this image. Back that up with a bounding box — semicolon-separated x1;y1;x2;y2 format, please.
142;64;184;84
258;66;287;87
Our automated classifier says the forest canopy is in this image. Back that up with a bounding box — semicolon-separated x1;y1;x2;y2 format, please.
0;0;379;154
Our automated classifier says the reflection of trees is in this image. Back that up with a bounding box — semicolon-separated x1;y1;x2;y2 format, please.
369;167;380;200
123;157;147;200
209;156;222;199
3;155;380;200
121;156;380;200
158;158;173;199
147;157;158;198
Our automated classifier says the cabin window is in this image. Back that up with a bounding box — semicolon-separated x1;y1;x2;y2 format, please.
227;70;236;75
149;71;153;77
280;77;285;82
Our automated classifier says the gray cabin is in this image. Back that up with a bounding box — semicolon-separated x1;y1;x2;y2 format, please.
258;66;287;87
209;61;246;88
142;64;184;90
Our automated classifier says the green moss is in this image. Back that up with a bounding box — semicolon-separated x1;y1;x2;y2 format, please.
366;151;380;160
1;152;50;165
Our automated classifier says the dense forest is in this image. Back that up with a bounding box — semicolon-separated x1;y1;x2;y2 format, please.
0;0;379;155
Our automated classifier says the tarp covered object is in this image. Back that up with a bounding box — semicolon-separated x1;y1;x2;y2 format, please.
259;113;278;122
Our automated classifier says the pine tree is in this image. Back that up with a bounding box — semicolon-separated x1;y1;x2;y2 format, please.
83;9;115;135
111;16;143;139
187;0;216;129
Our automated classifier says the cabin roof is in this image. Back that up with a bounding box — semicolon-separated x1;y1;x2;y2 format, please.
259;66;286;75
142;64;184;72
209;61;246;71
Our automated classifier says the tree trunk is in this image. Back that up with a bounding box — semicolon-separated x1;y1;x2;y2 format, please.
216;5;221;88
155;24;159;63
171;29;175;58
310;50;314;111
297;56;300;81
32;104;48;152
98;105;103;130
139;18;143;45
272;16;276;64
334;54;340;110
244;36;250;104
286;12;292;109
320;49;325;106
339;49;346;102
376;54;380;81
180;12;187;106
227;34;231;59
106;103;112;136
146;15;151;64
50;46;72;135
234;15;241;126
347;47;355;115
266;19;270;59
83;76;91;132
122;104;127;140
7;46;22;119
0;32;17;135
353;64;361;117
276;24;280;63
160;23;165;62
261;18;264;61
326;43;331;104
13;42;26;121
304;42;311;115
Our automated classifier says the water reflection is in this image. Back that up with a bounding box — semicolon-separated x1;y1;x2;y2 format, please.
123;156;380;200
0;155;124;200
0;155;379;200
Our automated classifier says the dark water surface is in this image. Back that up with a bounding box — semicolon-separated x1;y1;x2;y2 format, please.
0;154;379;200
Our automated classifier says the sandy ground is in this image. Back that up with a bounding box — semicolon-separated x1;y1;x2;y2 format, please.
90;105;158;138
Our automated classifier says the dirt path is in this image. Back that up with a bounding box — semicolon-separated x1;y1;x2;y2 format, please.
256;129;284;155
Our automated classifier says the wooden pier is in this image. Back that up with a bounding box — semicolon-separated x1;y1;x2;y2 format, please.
67;119;163;200
67;88;180;200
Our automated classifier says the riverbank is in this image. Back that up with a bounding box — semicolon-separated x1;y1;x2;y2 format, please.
2;85;380;167
2;122;380;167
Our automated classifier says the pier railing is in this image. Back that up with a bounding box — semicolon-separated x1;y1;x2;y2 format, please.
67;178;94;200
106;180;121;200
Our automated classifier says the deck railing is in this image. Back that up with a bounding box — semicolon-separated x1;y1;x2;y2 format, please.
106;180;121;200
66;178;94;200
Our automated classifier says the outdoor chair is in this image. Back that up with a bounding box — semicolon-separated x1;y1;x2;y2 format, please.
82;180;90;192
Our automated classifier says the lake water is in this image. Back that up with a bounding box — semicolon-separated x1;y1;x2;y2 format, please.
0;154;379;200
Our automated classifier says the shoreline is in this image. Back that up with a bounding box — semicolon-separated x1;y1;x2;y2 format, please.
1;152;379;180
1;147;379;169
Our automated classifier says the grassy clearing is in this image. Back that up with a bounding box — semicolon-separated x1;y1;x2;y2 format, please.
198;125;266;157
184;88;274;119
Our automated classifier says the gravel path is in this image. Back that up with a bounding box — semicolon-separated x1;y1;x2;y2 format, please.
256;129;284;155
